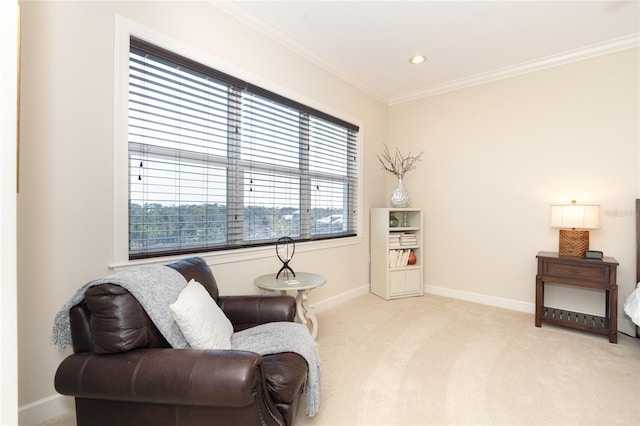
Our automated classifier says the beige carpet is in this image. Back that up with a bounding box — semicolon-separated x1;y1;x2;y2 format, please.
297;294;639;426
42;294;640;426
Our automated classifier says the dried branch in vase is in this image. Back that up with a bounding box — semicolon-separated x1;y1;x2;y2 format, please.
376;145;424;178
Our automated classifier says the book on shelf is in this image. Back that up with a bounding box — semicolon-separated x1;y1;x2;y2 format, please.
400;233;417;245
389;232;417;247
388;249;414;267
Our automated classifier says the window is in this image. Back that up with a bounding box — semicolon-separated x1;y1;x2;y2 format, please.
128;38;359;259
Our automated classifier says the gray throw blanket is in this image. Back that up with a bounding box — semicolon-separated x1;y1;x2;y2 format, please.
51;266;322;416
232;322;322;416
50;265;190;351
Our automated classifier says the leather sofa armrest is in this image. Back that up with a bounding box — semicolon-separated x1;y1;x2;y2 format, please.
55;349;263;407
219;295;296;331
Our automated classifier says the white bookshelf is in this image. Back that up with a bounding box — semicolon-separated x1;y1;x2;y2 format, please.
370;208;423;299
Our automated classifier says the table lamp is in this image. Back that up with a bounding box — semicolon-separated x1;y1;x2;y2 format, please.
550;200;600;257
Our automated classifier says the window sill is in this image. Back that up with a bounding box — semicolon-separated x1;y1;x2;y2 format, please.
110;235;362;272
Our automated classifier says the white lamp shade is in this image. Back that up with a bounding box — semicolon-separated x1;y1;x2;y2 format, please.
550;204;600;230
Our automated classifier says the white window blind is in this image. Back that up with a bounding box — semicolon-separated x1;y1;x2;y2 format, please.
128;38;359;259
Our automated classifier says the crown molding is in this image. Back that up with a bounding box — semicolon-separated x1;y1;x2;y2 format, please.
387;33;640;105
210;1;390;104
210;1;637;106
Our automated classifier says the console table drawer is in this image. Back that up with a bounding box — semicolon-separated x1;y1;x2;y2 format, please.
542;260;610;282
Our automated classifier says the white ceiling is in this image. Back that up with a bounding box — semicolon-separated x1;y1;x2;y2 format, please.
213;1;640;105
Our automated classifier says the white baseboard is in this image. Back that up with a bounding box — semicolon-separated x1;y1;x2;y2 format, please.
424;284;536;314
618;317;638;337
424;284;638;338
19;393;73;426
310;284;369;313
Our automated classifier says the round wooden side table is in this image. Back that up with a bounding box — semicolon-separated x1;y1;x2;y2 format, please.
254;272;326;339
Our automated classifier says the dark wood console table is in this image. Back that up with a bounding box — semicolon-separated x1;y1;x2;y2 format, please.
535;251;618;343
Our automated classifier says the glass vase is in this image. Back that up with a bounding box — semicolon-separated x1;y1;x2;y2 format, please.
389;214;399;227
390;177;410;208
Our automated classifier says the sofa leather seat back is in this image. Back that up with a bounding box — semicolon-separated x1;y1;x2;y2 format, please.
56;257;308;426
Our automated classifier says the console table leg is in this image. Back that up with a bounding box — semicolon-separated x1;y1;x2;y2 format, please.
535;276;543;327
609;285;618;343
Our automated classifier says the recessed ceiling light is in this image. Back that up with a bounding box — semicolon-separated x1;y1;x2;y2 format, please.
409;55;427;65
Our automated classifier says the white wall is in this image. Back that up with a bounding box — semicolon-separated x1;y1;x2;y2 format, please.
1;1;19;424
389;47;639;326
17;1;387;423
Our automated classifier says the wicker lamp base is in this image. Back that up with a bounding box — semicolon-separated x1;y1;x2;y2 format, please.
558;229;589;257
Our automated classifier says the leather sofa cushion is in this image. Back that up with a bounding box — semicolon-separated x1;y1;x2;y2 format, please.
166;257;219;301
84;284;169;354
262;352;307;404
69;303;95;353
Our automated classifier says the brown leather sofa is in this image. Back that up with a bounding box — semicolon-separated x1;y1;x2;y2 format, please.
54;257;308;426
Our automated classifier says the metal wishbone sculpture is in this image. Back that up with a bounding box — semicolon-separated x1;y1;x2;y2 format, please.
276;237;296;279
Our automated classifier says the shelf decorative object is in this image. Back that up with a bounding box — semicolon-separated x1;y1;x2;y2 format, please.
377;145;424;208
275;236;295;279
390;178;410;208
401;212;409;227
389;213;399;227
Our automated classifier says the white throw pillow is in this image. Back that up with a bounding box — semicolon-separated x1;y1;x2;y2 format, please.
170;279;233;350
